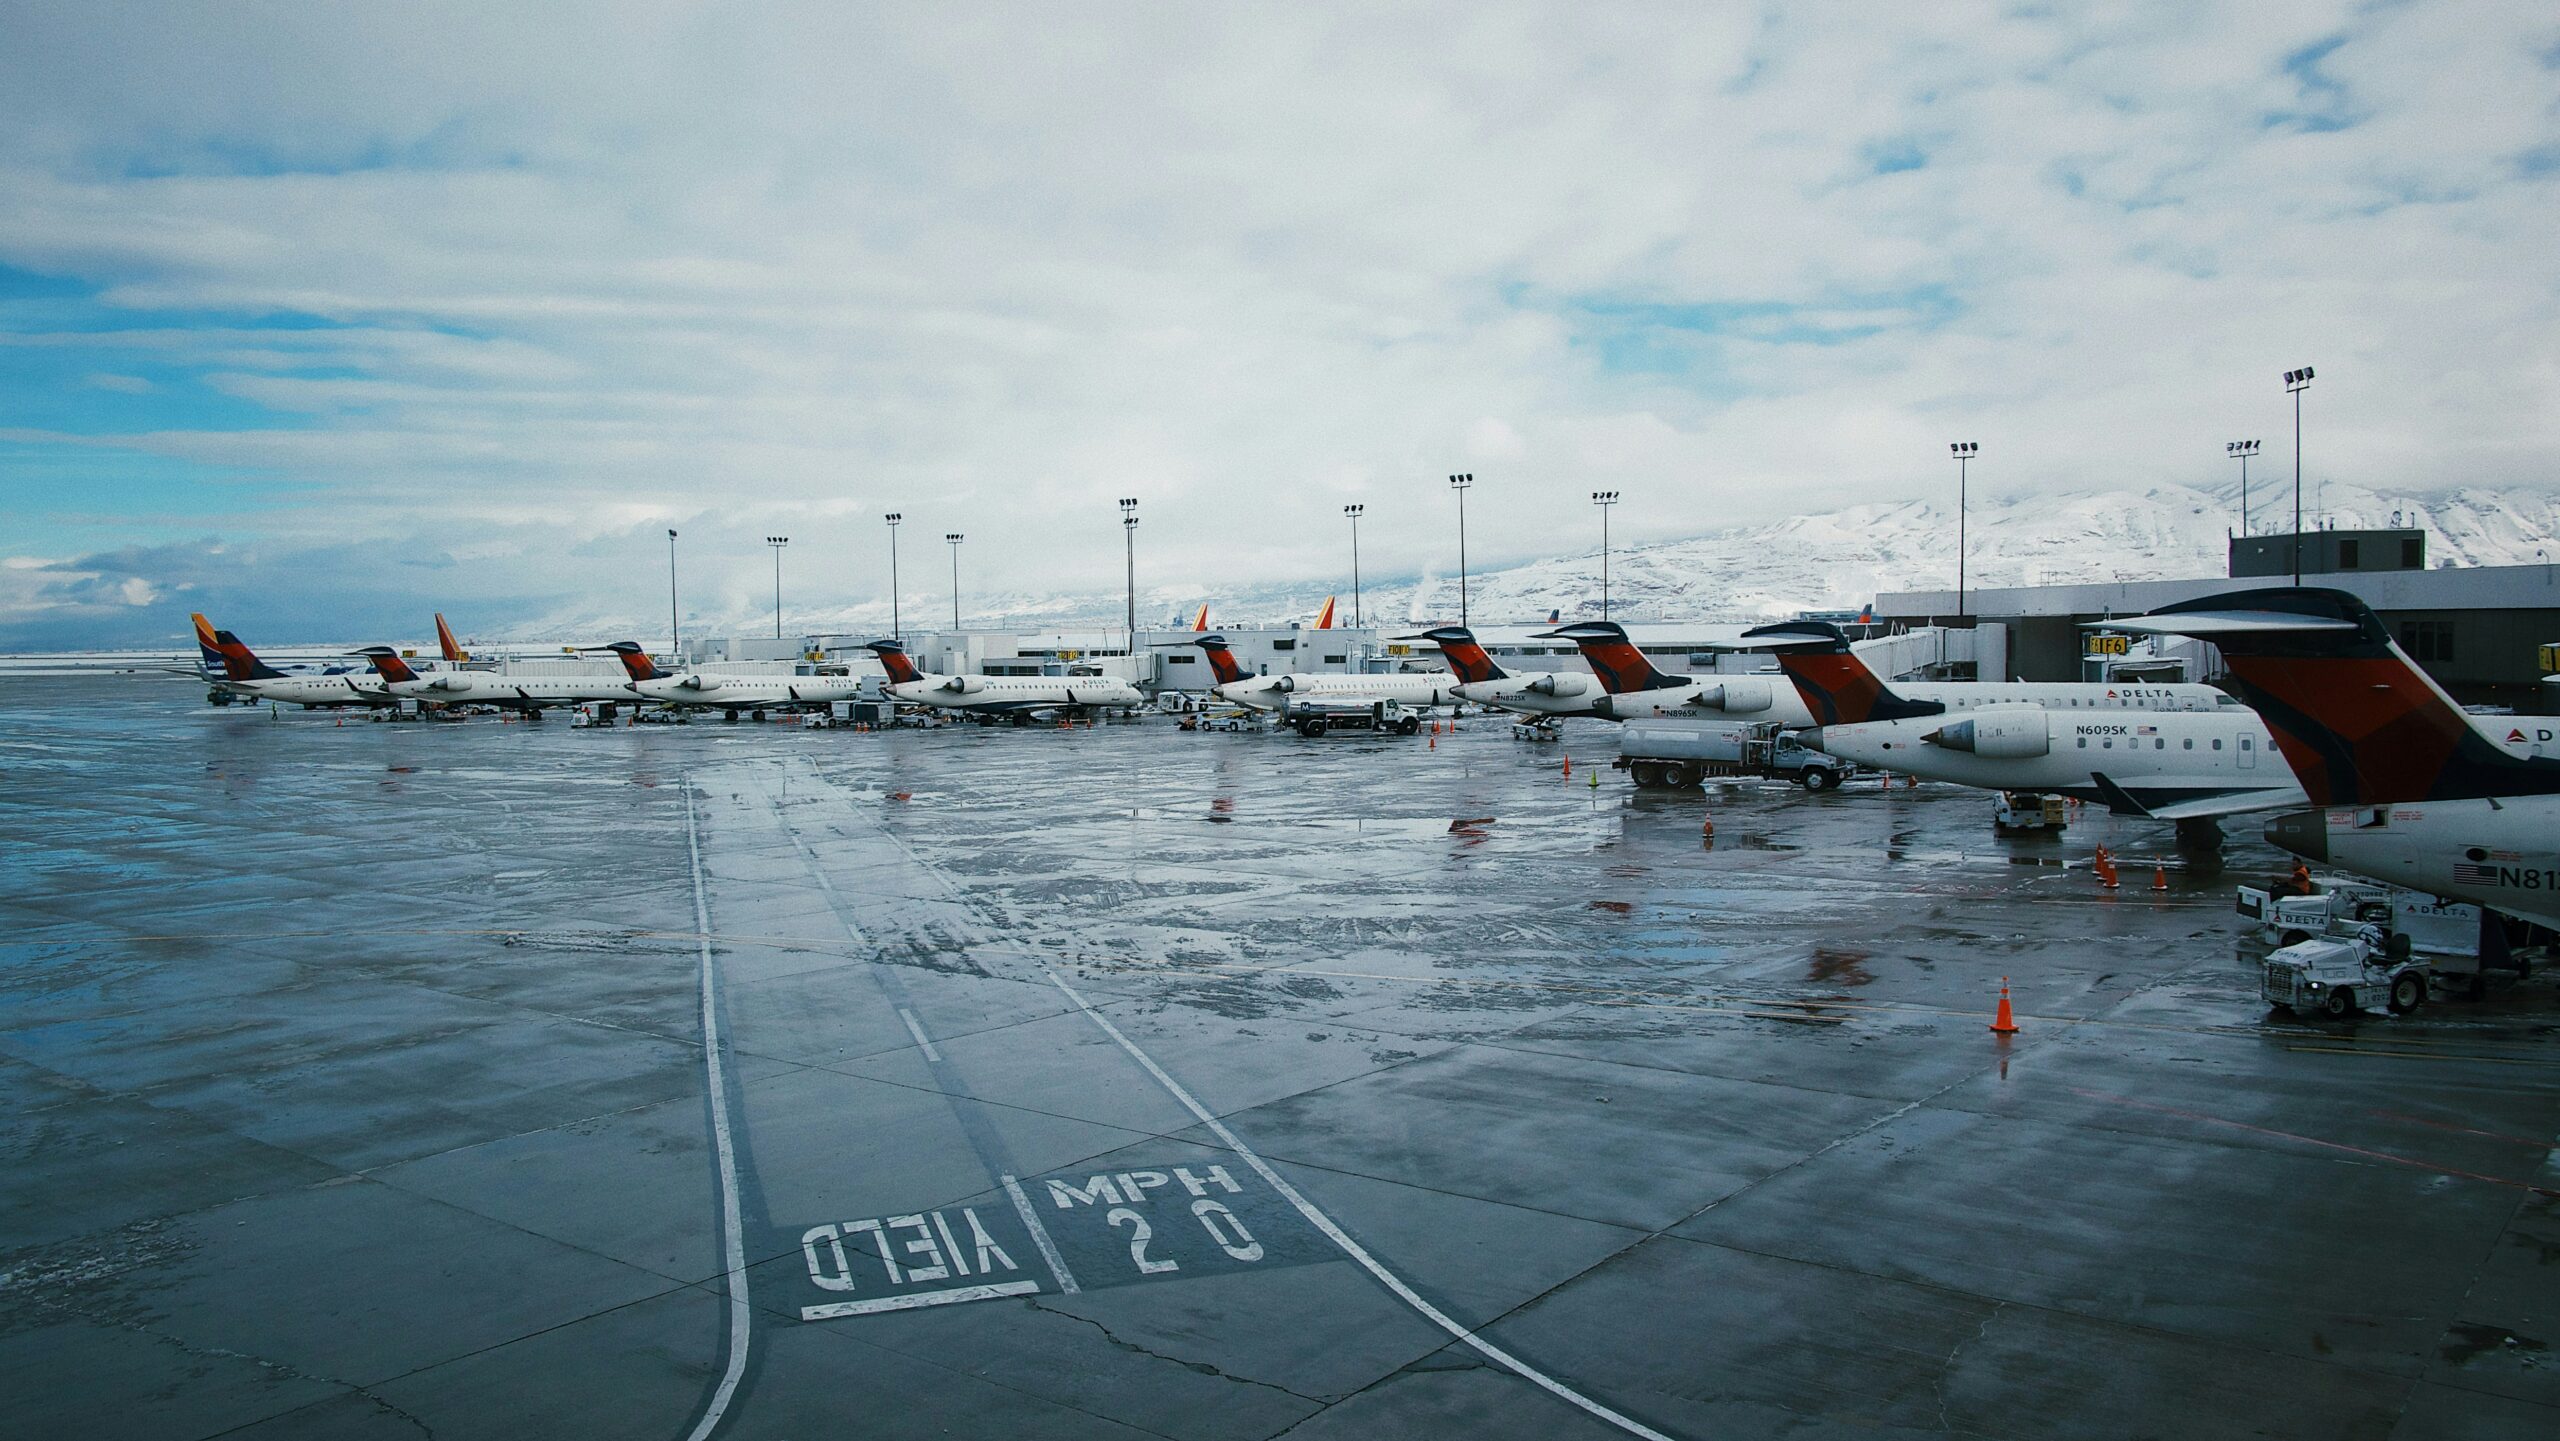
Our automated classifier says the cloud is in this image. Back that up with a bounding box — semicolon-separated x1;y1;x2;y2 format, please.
1;2;2557;644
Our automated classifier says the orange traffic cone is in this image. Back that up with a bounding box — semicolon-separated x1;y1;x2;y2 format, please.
2151;864;2168;892
1990;978;2019;1034
1427;733;1436;750
1562;755;1572;777
2093;846;2119;889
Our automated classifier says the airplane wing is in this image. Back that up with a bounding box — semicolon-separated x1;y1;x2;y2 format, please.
2087;772;2310;821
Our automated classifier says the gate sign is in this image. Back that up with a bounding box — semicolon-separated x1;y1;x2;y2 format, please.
793;1159;1330;1322
2086;634;2130;656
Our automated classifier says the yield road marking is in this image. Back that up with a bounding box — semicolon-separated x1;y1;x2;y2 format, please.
803;1281;1041;1320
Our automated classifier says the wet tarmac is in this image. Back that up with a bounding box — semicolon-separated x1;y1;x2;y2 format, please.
4;674;2557;1440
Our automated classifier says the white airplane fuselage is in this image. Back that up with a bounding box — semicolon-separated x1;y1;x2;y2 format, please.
630;674;866;710
2267;799;2560;931
1807;704;2309;819
1454;673;1604;717
217;675;396;709
387;673;639;709
889;674;1145;714
1218;672;1453;713
1603;677;2232;725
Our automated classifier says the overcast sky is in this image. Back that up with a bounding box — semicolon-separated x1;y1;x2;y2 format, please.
3;2;2557;647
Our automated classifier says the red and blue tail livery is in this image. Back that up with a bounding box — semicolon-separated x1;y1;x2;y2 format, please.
1190;635;1249;686
863;639;923;686
1740;620;1944;725
2119;588;2560;805
199;618;288;681
355;646;421;684
588;641;663;684
1531;621;1682;696
1405;627;1505;685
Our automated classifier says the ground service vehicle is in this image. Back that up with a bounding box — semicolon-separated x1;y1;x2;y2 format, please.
1286;698;1421;737
1616;717;1857;790
2261;933;2430;1018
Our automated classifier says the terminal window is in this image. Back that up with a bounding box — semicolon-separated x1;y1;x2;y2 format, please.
2398;621;2454;663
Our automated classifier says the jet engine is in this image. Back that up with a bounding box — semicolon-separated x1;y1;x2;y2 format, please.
1695;680;1774;713
1273;675;1298;693
428;675;470;693
1525;673;1595;699
1924;709;2050;758
945;676;986;695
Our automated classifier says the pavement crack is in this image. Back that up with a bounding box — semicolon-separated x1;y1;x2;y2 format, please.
1024;1298;1328;1405
1933;1301;2003;1434
107;1314;436;1439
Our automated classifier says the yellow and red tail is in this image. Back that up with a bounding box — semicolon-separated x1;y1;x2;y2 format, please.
194;615;286;681
434;612;467;663
1190;603;1211;632
1313;596;1337;630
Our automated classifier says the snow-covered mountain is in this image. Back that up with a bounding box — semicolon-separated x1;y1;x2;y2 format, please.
523;479;2560;639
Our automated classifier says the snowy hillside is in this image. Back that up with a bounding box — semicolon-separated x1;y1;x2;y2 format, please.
522;479;2560;639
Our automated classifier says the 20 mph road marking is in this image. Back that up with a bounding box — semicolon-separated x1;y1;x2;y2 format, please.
682;790;753;1441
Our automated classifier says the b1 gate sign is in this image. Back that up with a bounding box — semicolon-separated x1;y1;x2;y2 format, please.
796;1161;1330;1321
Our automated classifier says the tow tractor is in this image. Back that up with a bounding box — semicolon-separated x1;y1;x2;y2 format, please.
2238;871;2537;999
1993;792;2069;833
1284;697;1422;737
2262;929;2431;1019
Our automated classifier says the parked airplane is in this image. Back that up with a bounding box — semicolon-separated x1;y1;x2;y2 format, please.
2111;588;2560;928
435;613;470;665
1743;628;2302;840
865;640;1143;719
1407;626;1605;718
356;646;641;714
1187;635;1454;713
624;651;865;718
1537;619;2232;723
189;614;395;709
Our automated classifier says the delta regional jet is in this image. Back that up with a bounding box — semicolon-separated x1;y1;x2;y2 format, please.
622;645;866;716
2112;588;2560;929
866;640;1144;719
1407;626;1605;718
1187;634;1453;713
190;614;395;709
357;646;647;714
1739;622;2304;840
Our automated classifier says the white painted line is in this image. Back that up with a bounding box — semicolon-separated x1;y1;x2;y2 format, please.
1037;965;1676;1441
683;790;753;1441
800;1280;1040;1320
898;1007;944;1063
1003;1174;1081;1296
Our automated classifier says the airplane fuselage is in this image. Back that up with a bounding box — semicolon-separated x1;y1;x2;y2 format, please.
1609;678;2233;725
387;674;640;710
2267;798;2560;931
1218;672;1452;713
1454;673;1603;717
1807;705;2310;818
630;675;866;710
889;674;1145;714
217;675;397;709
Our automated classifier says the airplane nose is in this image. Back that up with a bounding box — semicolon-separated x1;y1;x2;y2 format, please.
2263;810;2328;862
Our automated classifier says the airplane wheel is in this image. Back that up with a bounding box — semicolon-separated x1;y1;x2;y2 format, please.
2388;973;2426;1015
723;711;741;723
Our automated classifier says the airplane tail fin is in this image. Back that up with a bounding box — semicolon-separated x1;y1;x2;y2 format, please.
863;639;922;685
1314;595;1336;630
1191;603;1210;632
1530;621;1682;695
585;641;660;683
355;646;420;684
190;613;227;677
1403;626;1506;684
2115;587;2560;804
204;622;288;681
434;612;467;663
1192;634;1249;686
1738;620;1945;725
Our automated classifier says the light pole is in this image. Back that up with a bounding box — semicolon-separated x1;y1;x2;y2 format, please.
946;533;964;631
666;528;680;661
1119;498;1139;658
883;513;902;642
1949;443;1978;619
1447;473;1473;626
766;536;789;640
1591;490;1620;620
2227;440;2259;538
2285;367;2315;585
1343;504;1365;628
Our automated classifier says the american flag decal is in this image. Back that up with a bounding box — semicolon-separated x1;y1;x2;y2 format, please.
2136;725;2157;736
2452;862;2496;885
